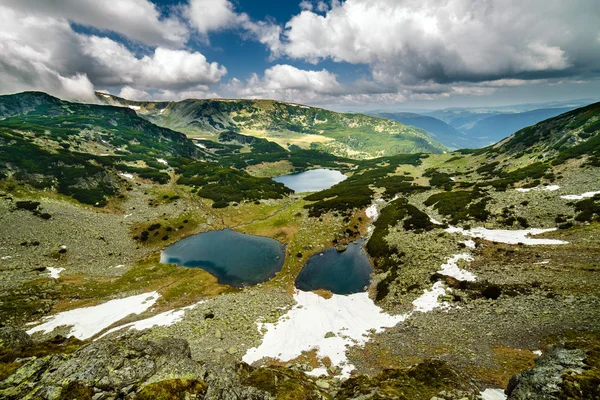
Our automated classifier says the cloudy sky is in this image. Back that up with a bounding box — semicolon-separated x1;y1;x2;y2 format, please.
1;0;599;110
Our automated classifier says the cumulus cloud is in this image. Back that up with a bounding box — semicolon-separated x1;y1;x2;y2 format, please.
276;0;600;88
80;37;226;89
228;64;341;99
0;5;226;100
2;0;188;48
186;0;282;53
118;86;220;101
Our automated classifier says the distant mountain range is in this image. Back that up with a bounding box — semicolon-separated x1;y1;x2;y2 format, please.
369;99;598;149
96;93;447;158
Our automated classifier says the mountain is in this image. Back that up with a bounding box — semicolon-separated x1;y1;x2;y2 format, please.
0;92;199;206
1;94;600;399
370;112;468;150
461;106;578;147
96;92;447;159
0;92;292;206
486;102;600;167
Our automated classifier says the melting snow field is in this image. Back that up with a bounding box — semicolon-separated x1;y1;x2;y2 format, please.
27;292;160;340
243;251;474;378
437;253;476;281
365;203;379;220
515;185;560;192
560;190;600;200
480;388;507;400
411;281;449;313
127;105;141;111
243;291;406;378
98;302;203;339
47;267;64;279
156;158;169;166
446;226;568;245
119;172;134;180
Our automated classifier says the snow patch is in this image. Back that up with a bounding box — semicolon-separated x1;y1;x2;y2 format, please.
119;173;134;180
437;254;476;281
27;291;160;340
156;158;168;166
560;190;600;200
516;185;560;192
127;105;141;111
98;302;203;339
480;388;507;400
305;367;328;377
463;239;476;249
412;281;449;313
1;256;12;260
195;142;207;149
243;291;406;378
446;226;567;245
47;267;64;279
101;94;111;98
365;203;379;220
533;350;543;356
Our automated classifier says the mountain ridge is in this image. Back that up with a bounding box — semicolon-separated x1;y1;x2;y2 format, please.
95;92;448;159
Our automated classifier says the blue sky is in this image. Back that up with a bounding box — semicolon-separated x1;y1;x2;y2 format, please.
1;0;600;111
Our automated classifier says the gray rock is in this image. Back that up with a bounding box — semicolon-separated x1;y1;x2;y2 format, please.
506;347;587;400
0;328;33;350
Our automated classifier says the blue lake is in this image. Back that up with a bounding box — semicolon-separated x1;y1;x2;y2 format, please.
295;240;373;295
273;168;347;193
161;229;285;287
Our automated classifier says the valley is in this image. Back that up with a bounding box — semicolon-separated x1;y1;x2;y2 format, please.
0;92;599;399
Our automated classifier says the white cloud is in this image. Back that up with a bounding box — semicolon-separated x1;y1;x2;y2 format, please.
186;0;283;53
300;1;313;11
81;37;227;89
276;0;600;88
118;86;220;101
228;64;342;102
0;5;226;100
187;0;238;35
2;0;188;48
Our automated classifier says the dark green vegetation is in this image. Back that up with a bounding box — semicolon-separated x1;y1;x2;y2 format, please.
337;360;480;399
98;92;448;158
0;92;196;205
176;160;292;207
573;194;600;223
484;102;600;167
424;189;490;225
211;131;354;172
364;198;438;301
304;154;428;217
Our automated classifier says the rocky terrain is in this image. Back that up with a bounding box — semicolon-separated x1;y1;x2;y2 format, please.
0;92;599;399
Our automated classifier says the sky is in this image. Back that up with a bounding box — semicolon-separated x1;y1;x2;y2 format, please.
1;0;600;111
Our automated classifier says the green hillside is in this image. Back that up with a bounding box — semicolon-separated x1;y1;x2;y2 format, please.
96;93;447;158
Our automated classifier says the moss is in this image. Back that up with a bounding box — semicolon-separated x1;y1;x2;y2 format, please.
238;364;329;400
57;381;94;400
337;360;479;400
136;379;207;400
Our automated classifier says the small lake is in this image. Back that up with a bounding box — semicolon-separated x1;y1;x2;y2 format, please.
161;229;285;287
273;168;347;193
295;240;373;295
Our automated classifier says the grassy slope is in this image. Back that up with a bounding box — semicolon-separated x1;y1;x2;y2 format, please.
97;92;448;158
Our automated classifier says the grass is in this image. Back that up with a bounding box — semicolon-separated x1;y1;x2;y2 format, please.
52;253;234;317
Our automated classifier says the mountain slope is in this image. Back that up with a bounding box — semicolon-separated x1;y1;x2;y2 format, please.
97;93;447;158
486;102;600;166
462;106;577;146
371;112;468;150
0;92;292;206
